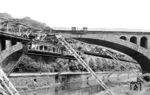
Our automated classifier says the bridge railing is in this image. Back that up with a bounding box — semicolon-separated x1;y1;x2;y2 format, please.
0;17;43;39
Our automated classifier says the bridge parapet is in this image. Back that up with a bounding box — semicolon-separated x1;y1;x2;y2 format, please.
61;33;150;56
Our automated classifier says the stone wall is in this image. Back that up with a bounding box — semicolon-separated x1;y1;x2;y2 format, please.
8;71;138;92
8;72;89;92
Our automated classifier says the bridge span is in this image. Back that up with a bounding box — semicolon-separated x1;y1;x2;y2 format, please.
54;29;150;73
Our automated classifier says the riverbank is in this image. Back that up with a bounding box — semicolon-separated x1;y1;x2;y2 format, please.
8;71;140;94
96;80;150;95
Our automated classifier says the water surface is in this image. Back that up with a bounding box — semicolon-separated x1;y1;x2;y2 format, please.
21;80;104;95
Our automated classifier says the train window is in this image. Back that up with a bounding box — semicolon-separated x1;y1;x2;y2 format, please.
58;48;61;54
55;48;57;53
36;45;38;50
48;47;52;52
53;47;55;52
40;46;43;50
44;46;48;51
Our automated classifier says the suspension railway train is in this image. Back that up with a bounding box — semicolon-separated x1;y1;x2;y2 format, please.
27;41;71;56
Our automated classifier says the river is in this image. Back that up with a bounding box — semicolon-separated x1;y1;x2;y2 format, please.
20;80;104;95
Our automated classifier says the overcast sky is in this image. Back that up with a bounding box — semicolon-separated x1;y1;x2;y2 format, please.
0;0;150;30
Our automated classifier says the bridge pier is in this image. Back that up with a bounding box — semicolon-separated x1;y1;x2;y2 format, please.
137;38;141;46
5;40;11;49
148;39;150;50
0;39;20;51
0;39;1;52
16;42;21;45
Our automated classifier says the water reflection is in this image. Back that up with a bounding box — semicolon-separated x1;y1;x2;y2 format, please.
21;80;104;95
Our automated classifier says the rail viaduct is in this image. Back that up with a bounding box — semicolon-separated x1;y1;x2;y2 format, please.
54;28;150;73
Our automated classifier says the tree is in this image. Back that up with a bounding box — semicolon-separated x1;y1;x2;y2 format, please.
95;58;103;71
89;58;97;71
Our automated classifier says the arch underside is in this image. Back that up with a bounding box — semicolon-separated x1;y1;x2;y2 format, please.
0;43;22;63
74;38;150;73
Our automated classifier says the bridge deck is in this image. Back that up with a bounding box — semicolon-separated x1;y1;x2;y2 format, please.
0;31;30;42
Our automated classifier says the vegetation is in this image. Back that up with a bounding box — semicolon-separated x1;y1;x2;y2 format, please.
0;13;13;18
0;13;52;32
11;54;139;73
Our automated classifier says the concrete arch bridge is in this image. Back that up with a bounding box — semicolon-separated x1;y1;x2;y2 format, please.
54;28;150;73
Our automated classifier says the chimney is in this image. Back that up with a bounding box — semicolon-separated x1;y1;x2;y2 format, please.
83;27;87;32
72;27;76;31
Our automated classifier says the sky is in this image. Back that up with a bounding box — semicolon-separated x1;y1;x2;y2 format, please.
0;0;150;30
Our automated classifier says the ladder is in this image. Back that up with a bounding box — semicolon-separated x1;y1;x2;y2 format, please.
0;67;20;95
55;34;115;95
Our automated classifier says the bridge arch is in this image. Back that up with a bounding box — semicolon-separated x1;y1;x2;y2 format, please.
140;36;148;49
130;36;137;44
73;37;150;73
0;43;23;66
120;36;127;40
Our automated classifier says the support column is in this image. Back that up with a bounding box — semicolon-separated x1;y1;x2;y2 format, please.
147;38;150;50
137;37;141;46
0;39;2;52
5;40;11;49
17;42;21;45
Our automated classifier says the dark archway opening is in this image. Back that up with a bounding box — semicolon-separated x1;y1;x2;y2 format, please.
140;37;148;49
1;39;6;50
120;36;127;40
130;36;137;44
11;40;17;46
